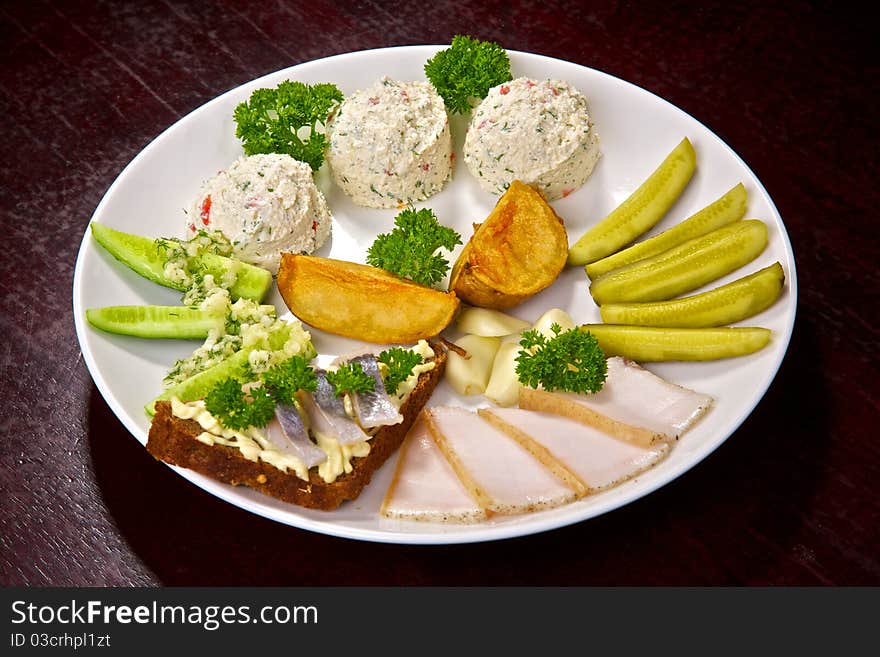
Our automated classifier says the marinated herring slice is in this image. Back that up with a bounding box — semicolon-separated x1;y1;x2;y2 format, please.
349;354;403;428
310;369;371;445
380;415;487;523
518;356;713;446
270;404;327;469
424;407;579;514
480;408;670;492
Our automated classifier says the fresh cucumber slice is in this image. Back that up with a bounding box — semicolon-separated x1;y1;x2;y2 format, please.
90;223;272;301
599;262;784;327
91;222;177;289
589;219;768;305
144;321;316;415
86;305;225;339
585;183;748;279
568;137;696;266
146;348;252;416
581;324;772;361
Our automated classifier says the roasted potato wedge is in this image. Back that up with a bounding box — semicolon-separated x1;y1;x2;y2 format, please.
449;180;568;309
277;254;460;344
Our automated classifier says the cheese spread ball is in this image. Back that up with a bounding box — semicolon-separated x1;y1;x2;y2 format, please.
326;76;453;208
186;153;332;274
463;77;601;200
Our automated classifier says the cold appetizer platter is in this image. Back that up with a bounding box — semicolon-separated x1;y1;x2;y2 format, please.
73;41;796;544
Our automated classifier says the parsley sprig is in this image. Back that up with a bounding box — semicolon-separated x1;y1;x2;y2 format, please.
233;80;344;171
424;35;512;114
515;324;607;395
204;378;276;431
325;362;375;397
378;348;424;394
366;207;462;287
262;356;318;405
203;355;317;430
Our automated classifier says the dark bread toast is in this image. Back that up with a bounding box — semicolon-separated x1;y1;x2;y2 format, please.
146;343;447;510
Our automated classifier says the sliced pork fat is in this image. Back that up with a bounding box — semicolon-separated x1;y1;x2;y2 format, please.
519;357;712;446
479;408;670;492
423;407;579;515
380;415;487;523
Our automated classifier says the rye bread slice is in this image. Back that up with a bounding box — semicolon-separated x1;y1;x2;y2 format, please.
146;343;447;511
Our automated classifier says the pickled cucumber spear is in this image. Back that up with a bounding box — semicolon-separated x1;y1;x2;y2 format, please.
585;183;748;279
581;324;771;361
589;219;768;305
568;137;696;266
599;262;784;328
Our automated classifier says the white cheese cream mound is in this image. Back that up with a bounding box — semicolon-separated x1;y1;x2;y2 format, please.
326;76;453;208
186;153;332;274
463;77;601;200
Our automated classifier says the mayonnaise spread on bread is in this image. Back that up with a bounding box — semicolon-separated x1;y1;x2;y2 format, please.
170;397;313;481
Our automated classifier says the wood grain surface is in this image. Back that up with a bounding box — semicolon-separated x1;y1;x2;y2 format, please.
1;0;877;586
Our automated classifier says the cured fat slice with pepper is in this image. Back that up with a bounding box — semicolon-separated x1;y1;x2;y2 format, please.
479;408;670;493
423;407;581;515
519;357;713;447
380;415;486;523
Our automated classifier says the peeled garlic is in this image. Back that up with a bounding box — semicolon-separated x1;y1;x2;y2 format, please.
445;334;501;396
456;307;531;337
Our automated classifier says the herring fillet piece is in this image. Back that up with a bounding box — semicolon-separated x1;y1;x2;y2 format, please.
268;404;327;468
519;356;713;446
380;414;486;523
311;368;371;445
480;408;670;492
349;354;403;428
424;406;578;514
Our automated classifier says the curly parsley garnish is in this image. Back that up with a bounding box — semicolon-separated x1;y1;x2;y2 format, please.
366;207;462;286
233;80;344;171
515;324;607;394
203;355;317;430
204;378;276;430
325;362;375;397
378;348;424;394
261;355;318;406
424;35;512;114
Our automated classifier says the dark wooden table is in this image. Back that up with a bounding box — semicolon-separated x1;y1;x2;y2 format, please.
1;0;876;586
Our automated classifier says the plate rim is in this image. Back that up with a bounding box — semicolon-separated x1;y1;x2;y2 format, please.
72;44;798;545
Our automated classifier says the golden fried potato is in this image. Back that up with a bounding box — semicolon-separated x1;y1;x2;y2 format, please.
449;180;568;309
277;255;460;344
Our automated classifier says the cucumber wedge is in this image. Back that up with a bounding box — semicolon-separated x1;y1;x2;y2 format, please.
86;305;225;339
568;137;696;266
589;219;768;305
145;321;316;415
585;183;748;279
146;348;253;415
90;223;272;301
581;324;772;361
599;262;784;328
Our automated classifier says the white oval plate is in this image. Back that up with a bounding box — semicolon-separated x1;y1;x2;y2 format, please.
73;46;797;544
